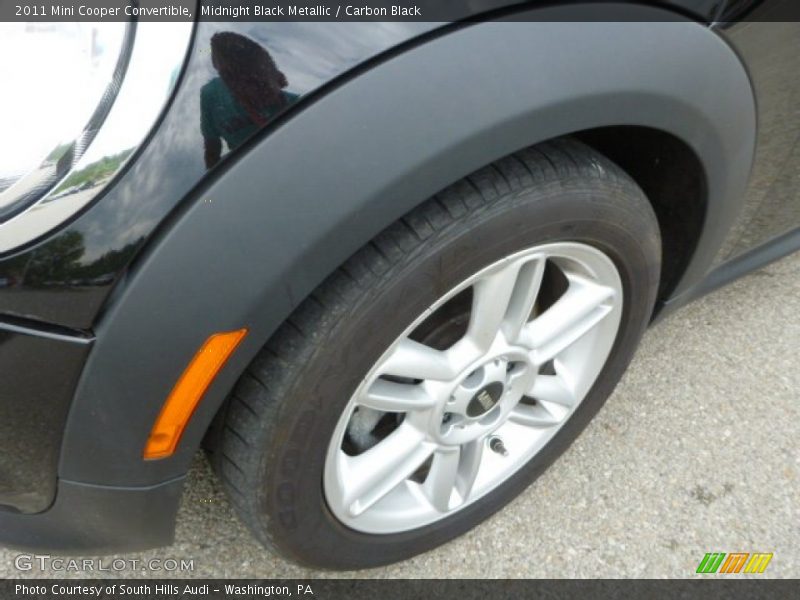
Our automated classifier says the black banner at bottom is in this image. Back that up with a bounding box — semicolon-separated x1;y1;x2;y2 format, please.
2;579;797;600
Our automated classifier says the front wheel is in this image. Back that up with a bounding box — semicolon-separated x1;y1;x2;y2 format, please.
212;139;661;569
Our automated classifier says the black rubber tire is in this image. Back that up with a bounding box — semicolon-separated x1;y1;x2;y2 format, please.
211;138;661;569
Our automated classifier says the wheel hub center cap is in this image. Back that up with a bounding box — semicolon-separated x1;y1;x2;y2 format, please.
466;381;504;417
434;353;533;445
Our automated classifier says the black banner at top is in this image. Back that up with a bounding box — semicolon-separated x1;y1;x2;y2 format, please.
3;0;800;22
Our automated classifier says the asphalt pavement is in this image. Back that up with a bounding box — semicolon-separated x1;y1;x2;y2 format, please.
2;251;798;579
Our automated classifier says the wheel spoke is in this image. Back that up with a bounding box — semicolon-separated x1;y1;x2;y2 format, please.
501;257;547;342
423;447;461;512
379;338;457;381
360;379;437;412
509;403;565;428
339;423;435;517
467;261;523;350
468;256;547;349
422;437;487;512
522;275;615;363
455;438;485;501
529;370;576;408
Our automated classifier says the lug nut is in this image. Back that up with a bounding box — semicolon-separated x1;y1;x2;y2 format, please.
488;436;508;456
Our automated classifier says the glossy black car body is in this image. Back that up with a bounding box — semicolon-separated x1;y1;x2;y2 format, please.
1;1;799;552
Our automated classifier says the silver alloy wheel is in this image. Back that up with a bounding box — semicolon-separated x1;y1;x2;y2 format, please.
323;241;623;534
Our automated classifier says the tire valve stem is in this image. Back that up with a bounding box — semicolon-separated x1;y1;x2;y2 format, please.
489;436;508;456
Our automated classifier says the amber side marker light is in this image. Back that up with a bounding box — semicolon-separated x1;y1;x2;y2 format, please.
144;328;248;460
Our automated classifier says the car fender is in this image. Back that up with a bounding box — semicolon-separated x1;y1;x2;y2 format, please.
61;6;756;486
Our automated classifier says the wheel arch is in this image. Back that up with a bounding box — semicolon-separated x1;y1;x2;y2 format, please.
576;126;708;308
60;11;755;487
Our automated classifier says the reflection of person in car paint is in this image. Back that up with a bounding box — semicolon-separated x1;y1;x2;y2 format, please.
201;32;298;169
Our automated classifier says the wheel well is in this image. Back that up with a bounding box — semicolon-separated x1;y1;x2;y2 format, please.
203;127;708;454
574;126;707;306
